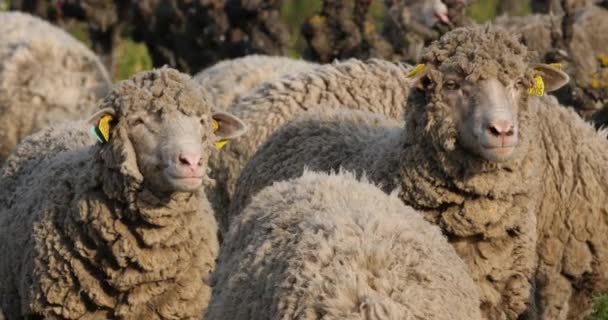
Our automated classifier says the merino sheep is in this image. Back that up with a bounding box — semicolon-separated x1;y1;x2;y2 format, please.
208;58;413;229
192;55;318;110
495;4;608;116
0;68;247;319
232;26;608;319
0;11;112;163
206;170;482;320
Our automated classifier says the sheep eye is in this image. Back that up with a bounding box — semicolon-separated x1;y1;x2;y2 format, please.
444;80;459;91
515;78;525;88
132;118;145;126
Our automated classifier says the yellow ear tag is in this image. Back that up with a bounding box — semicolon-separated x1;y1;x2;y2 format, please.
549;63;563;69
212;118;229;149
91;114;113;143
528;75;545;96
215;139;229;149
408;64;426;77
212;119;219;132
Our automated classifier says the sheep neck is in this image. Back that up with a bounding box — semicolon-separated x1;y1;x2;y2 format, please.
34;149;213;317
393;104;544;238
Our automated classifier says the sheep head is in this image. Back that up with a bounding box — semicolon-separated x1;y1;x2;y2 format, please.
406;26;569;164
88;68;247;197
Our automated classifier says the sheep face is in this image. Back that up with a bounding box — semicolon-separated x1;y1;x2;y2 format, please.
408;26;569;165
441;73;524;162
88;107;247;195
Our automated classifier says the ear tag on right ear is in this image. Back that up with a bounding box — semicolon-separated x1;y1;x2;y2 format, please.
528;75;545;96
408;64;426;77
91;114;113;144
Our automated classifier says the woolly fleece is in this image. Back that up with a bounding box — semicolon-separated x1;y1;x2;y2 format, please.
192;54;317;110
0;68;219;319
0;11;112;163
207;170;482;320
232;26;608;319
208;58;413;230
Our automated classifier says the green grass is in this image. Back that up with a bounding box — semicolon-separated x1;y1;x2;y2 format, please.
466;0;500;22
0;0;8;11
590;294;608;320
114;39;153;80
281;0;322;58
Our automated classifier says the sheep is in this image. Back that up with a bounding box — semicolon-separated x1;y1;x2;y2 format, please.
208;58;414;230
231;26;608;319
383;0;451;63
206;170;482;320
0;67;247;319
0;11;112;164
495;3;608;116
192;55;318;110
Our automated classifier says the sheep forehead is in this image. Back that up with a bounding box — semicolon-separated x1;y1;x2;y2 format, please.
423;26;531;82
105;68;211;120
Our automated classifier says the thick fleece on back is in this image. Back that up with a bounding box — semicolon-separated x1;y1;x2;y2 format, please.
207;170;482;320
208;58;414;230
0;11;111;162
193;54;317;110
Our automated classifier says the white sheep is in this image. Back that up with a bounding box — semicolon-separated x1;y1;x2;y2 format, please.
0;11;112;163
206;170;482;320
208;58;414;230
231;26;608;319
0;68;247;319
192;54;318;110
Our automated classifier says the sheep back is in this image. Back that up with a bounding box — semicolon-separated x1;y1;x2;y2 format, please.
192;54;317;110
0;11;111;163
207;170;482;320
208;58;413;228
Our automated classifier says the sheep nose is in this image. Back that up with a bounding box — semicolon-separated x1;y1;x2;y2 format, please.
177;152;203;169
486;120;515;137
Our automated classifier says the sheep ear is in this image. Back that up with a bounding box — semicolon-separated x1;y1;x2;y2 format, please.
407;64;432;90
87;108;116;144
530;63;570;93
211;111;248;149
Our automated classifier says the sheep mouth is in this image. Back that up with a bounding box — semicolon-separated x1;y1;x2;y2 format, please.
165;172;204;191
482;145;516;152
479;145;517;162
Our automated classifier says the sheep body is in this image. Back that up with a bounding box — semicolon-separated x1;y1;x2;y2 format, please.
0;69;225;319
207;170;482;320
192;54;318;110
232;27;608;319
0;11;112;163
209;58;413;229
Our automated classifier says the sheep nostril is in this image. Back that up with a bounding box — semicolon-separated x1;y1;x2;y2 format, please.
178;155;192;166
488;125;501;137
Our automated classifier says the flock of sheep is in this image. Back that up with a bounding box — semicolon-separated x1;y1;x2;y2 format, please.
0;2;607;320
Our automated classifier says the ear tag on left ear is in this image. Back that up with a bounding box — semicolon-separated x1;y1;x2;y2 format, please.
212;118;229;149
212;119;219;133
91;114;113;143
408;64;426;77
528;75;545;96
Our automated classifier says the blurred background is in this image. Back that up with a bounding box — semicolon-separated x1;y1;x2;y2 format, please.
0;0;537;80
